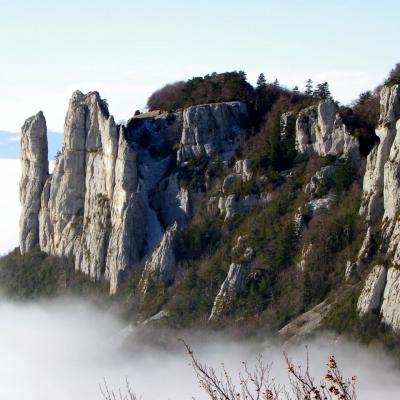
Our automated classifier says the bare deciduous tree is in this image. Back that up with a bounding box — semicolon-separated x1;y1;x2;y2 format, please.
182;340;357;400
100;341;357;400
100;377;140;400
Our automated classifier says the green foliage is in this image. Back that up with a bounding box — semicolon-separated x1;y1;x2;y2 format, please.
147;71;254;111
385;62;400;86
175;217;222;261
178;157;224;191
0;247;108;299
302;191;362;307
313;82;331;99
140;278;168;319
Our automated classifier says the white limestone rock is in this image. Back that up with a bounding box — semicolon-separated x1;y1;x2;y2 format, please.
20;111;49;254
177;102;247;163
295;100;359;160
278;301;331;342
360;85;400;224
307;194;334;215
218;194;261;220
222;159;253;193
153;173;190;228
304;165;335;198
209;263;248;321
106;128;146;294
233;159;253;181
222;174;240;193
380;267;400;332
37;91;146;293
357;265;387;316
140;223;178;294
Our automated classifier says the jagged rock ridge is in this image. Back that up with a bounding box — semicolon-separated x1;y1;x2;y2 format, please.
20;92;248;294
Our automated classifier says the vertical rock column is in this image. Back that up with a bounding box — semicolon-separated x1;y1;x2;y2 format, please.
20;111;48;254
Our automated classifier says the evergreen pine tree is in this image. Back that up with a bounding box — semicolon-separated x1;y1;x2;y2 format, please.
314;81;331;99
305;78;313;95
256;73;267;89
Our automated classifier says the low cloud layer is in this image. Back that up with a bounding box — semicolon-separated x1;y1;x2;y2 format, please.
0;297;398;400
0;160;20;254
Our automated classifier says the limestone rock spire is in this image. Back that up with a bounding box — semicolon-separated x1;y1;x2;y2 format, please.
19;111;48;253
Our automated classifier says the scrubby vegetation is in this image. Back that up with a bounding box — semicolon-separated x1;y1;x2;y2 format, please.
0;247;108;299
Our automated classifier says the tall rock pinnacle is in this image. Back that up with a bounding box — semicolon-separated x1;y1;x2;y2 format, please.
19;111;49;254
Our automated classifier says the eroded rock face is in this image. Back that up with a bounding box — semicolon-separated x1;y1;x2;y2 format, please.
222;159;253;193
304;165;335;198
139;223;178;295
380;267;400;332
360;85;400;224
105;129;146;294
177;102;247;163
20;111;49;254
21;92;254;295
218;194;262;220
295;100;359;160
278;301;331;343
37;91;146;293
357;265;387;316
209;263;248;321
153;173;190;228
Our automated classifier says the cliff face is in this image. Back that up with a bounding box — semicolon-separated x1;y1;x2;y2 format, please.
18;83;400;337
37;91;145;293
21;93;247;294
177;102;247;163
356;84;400;332
20;111;48;254
295;100;359;160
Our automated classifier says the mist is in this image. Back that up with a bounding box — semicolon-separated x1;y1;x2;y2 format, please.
0;297;398;400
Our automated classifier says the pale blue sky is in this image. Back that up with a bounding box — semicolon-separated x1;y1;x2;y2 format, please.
1;0;399;132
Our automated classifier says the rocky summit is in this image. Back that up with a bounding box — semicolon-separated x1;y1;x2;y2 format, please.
15;70;400;342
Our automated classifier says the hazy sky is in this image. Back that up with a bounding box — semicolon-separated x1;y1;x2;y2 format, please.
1;0;399;132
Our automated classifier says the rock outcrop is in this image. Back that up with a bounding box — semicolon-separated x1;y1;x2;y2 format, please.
20;111;49;254
360;85;400;225
380;267;400;332
357;265;387;316
209;263;248;321
218;194;262;220
20;91;253;295
38;91;146;293
105;130;146;293
278;301;331;342
139;223;178;294
356;264;400;333
177;102;247;163
222;159;253;193
295;100;359;160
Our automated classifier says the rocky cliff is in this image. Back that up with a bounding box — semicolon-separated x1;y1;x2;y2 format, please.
17;81;400;339
356;84;400;332
20;92;248;294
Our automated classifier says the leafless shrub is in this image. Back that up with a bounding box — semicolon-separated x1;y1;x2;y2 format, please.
182;340;357;400
100;377;140;400
100;342;357;400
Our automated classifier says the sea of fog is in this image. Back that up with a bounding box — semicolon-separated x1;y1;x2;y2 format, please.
0;297;399;400
0;159;21;255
